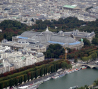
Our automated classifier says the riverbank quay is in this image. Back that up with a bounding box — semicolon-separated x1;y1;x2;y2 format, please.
16;66;83;89
4;70;63;89
16;69;65;89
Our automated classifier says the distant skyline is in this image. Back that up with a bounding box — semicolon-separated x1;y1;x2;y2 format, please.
0;0;97;26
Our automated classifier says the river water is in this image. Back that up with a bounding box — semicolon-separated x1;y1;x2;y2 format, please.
38;69;98;89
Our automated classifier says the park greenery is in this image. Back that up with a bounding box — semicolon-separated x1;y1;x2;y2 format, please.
0;59;71;89
32;17;85;31
67;46;98;62
0;20;31;41
44;43;98;63
83;38;91;46
44;44;65;58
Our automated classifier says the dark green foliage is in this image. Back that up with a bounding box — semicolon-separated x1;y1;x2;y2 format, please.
91;52;97;60
31;18;34;22
78;85;91;89
0;82;3;89
44;44;65;58
24;74;27;82
32;17;85;31
0;20;31;41
0;20;27;30
40;68;44;77
92;38;98;45
74;59;78;63
9;79;13;87
83;38;91;46
44;67;47;75
67;46;98;60
94;79;98;86
61;62;67;69
19;76;22;84
15;78;18;86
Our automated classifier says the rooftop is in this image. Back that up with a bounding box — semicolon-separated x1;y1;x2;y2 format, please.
69;41;81;45
18;36;28;39
48;41;65;45
63;5;77;9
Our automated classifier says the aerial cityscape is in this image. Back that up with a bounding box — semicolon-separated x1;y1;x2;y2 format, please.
0;0;98;89
0;0;98;25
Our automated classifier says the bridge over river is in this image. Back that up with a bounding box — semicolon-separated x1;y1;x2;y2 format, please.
78;63;98;69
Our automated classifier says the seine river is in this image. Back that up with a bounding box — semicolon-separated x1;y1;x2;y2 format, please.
38;69;98;89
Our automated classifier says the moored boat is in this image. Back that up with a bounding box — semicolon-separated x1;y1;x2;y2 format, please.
75;68;80;71
43;77;51;82
81;66;87;69
59;72;66;78
18;84;39;89
52;73;59;79
69;85;78;89
18;86;28;89
29;84;39;89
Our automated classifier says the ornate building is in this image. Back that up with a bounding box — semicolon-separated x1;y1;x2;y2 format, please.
12;27;85;49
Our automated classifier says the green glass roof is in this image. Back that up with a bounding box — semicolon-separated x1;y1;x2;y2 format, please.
21;56;25;60
63;5;77;8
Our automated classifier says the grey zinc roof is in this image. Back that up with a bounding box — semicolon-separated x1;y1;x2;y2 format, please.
50;36;75;43
21;31;40;38
18;29;82;45
36;35;47;43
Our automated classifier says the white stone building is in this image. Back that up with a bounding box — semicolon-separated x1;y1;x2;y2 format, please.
0;46;44;74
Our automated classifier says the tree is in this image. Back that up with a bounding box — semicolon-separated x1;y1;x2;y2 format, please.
81;56;89;62
31;72;33;80
47;66;51;73
91;52;97;60
40;67;44;77
19;76;22;84
83;38;91;46
84;85;89;89
44;44;65;58
74;59;78;63
9;79;13;88
31;18;34;22
15;78;18;86
51;65;55;73
92;38;98;45
0;20;31;41
61;62;67;69
24;74;27;82
44;67;47;75
0;82;3;89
